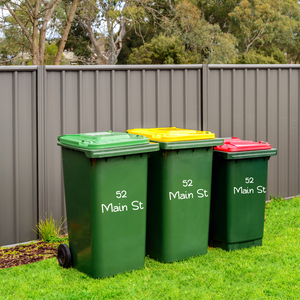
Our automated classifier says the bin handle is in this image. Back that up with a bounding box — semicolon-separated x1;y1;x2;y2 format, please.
79;140;91;146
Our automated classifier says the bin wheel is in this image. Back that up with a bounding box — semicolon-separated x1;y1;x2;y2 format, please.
57;244;72;268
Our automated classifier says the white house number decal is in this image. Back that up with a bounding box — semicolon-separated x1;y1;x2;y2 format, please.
245;177;254;184
182;179;193;187
116;190;127;198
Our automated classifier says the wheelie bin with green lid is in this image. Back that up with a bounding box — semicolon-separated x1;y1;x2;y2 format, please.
57;131;159;278
209;137;277;251
127;127;223;263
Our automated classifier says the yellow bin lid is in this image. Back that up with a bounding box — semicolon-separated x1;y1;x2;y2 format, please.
127;127;215;142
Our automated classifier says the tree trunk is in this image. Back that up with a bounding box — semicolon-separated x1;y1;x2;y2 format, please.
81;20;108;64
54;0;81;65
32;0;40;65
107;17;127;65
107;17;115;65
39;0;63;65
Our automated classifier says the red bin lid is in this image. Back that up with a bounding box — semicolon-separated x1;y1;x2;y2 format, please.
214;137;272;152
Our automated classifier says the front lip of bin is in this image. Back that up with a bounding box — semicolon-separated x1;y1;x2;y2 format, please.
213;148;277;160
57;141;160;158
155;138;224;150
213;137;275;153
57;132;150;149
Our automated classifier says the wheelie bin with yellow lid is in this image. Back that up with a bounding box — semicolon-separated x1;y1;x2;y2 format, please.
57;131;159;278
127;127;223;263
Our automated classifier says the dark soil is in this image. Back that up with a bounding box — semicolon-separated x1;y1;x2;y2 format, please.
0;241;59;269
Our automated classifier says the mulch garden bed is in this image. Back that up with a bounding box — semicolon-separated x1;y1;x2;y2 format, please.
0;241;59;269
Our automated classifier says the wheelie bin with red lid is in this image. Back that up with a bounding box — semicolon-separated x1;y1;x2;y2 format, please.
209;137;277;251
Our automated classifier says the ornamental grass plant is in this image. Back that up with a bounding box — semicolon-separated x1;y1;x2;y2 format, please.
32;213;66;242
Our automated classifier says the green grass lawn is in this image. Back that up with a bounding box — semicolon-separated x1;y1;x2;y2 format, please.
1;197;300;300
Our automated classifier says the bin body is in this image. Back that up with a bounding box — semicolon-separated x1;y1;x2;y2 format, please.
58;132;159;278
209;138;277;251
127;127;223;262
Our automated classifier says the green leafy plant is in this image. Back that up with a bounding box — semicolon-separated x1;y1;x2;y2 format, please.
33;213;66;242
46;235;69;244
269;195;285;202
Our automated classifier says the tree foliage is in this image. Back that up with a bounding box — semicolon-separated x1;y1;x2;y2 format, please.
163;0;238;63
0;0;80;65
0;0;300;65
44;42;68;65
236;49;280;64
76;0;166;64
117;24;158;64
229;0;299;54
64;22;92;60
128;33;198;64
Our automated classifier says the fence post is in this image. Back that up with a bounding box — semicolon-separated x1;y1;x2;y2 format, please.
202;64;209;131
37;66;46;222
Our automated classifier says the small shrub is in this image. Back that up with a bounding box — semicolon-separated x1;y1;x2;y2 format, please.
33;213;66;242
266;195;285;209
269;195;285;202
128;34;199;65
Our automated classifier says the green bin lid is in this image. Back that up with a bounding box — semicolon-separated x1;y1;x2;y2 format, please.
57;131;159;158
58;131;149;149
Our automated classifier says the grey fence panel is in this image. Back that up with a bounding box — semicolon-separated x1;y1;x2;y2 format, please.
157;70;171;127
128;70;142;129
289;70;300;197
267;69;279;197
144;70;157;127
203;65;300;198
39;65;203;222
2;64;299;247
97;71;112;131
0;67;38;246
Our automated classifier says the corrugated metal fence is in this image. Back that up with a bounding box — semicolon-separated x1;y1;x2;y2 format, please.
0;64;299;246
38;65;203;236
203;65;300;199
0;67;38;246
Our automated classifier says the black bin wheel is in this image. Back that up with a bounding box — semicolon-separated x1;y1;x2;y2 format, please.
57;244;72;268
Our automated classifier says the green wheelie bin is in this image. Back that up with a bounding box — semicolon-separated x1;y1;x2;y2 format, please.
127;127;223;263
57;131;159;278
209;137;277;251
